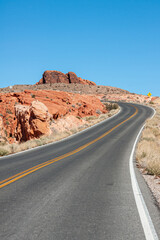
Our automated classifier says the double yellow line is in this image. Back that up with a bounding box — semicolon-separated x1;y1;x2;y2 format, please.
0;105;138;189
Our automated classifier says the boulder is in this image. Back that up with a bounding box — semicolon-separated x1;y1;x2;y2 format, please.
15;101;52;142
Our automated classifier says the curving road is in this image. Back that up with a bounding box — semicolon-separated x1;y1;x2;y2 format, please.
0;102;160;240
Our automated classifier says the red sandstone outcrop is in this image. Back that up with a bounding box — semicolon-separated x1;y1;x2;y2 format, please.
37;71;96;86
15;101;52;142
0;90;106;143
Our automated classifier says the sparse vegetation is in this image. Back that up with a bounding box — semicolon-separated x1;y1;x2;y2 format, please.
146;160;160;176
136;105;160;176
6;121;9;125
31;94;36;98
141;151;147;159
83;115;97;121
0;148;9;156
6;109;12;114
104;102;119;111
149;101;154;104
96;109;102;115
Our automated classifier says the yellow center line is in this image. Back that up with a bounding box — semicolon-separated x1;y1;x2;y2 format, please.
0;105;138;189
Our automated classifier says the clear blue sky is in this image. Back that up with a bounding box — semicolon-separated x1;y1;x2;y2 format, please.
0;0;160;96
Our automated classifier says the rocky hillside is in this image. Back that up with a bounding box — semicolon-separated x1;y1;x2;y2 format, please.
0;82;130;95
37;71;96;85
0;90;107;144
0;70;131;95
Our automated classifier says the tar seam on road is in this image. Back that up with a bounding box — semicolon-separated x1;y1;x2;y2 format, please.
0;105;137;189
129;122;159;240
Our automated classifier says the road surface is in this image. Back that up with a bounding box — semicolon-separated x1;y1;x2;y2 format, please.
0;102;160;240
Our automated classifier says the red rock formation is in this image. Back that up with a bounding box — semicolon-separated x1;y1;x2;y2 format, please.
0;90;106;143
36;71;96;86
15;101;52;142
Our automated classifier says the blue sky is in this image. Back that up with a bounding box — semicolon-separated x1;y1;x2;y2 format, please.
0;0;160;96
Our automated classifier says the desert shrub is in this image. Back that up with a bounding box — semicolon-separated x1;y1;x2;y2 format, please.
112;103;119;109
84;116;97;121
6;121;9;125
31;94;36;98
0;141;6;146
96;109;102;114
35;139;43;146
4;130;7;136
146;160;160;176
104;103;118;111
141;151;147;159
152;128;160;137
142;137;155;142
0;148;9;156
76;103;82;106
70;128;77;134
6;109;12;114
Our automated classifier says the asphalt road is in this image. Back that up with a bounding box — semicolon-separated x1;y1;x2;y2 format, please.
0;102;160;240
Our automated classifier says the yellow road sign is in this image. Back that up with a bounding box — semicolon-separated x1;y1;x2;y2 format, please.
147;92;152;97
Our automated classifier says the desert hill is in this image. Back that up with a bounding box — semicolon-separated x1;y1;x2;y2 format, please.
0;70;129;95
0;70;157;146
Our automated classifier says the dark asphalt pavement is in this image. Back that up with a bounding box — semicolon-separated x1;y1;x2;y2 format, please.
0;102;160;240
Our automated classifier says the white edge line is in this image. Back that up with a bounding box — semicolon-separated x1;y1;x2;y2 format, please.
149;106;156;119
129;107;159;240
0;107;121;160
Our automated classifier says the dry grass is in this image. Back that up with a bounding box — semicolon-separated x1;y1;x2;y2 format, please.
136;105;160;176
0;107;120;157
0;131;71;156
0;148;9;156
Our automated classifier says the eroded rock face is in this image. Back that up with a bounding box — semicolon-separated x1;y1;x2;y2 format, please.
15;101;51;142
37;71;96;86
0;117;6;143
0;90;107;143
